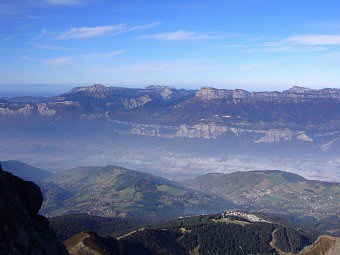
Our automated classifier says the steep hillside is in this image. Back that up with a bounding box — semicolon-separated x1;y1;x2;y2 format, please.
64;230;186;255
0;165;68;255
64;231;122;255
183;170;340;217
65;212;320;255
255;213;340;237
50;214;146;241
42;165;233;218
300;235;340;255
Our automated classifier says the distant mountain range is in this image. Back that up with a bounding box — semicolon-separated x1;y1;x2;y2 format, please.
1;84;339;156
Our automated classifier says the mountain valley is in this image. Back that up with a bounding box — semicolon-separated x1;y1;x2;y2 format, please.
0;158;339;255
184;170;340;218
41;165;231;218
1;160;339;236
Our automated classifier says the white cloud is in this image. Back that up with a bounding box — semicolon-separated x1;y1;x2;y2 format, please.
90;59;213;73
259;38;330;53
22;55;71;65
0;3;24;16
55;22;161;40
306;21;340;30
240;63;268;71
260;41;284;47
130;22;162;31
44;0;83;5
43;57;71;65
28;42;80;51
262;45;327;53
219;44;248;48
283;34;340;45
139;30;225;41
55;24;126;39
84;50;126;60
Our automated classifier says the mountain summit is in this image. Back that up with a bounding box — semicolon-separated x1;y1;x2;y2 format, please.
66;84;112;99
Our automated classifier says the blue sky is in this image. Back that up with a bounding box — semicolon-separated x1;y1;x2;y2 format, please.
1;0;340;91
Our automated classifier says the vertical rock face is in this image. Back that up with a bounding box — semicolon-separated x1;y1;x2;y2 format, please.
0;165;68;255
194;86;340;101
144;85;175;100
195;87;233;100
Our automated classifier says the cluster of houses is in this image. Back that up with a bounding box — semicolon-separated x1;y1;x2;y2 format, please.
223;211;270;223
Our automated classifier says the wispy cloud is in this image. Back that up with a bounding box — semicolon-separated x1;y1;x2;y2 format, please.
240;63;268;71
84;50;126;60
218;35;334;54
0;3;24;16
55;24;125;39
259;36;333;53
44;0;84;5
22;55;71;65
139;30;228;41
91;59;213;73
260;43;328;53
55;22;161;40
43;57;71;65
130;22;162;31
219;44;248;49
283;34;340;45
28;42;80;51
306;20;340;30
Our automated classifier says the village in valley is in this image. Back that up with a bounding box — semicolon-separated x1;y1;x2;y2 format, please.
222;211;271;223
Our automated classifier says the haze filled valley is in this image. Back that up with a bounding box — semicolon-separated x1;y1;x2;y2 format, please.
1;84;339;181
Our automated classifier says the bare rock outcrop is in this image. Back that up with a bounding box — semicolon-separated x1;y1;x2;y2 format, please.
0;165;68;255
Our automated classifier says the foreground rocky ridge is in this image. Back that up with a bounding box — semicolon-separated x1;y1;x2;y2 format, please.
63;212;340;255
0;165;68;255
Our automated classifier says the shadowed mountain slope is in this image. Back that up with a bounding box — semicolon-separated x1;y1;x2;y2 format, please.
0;165;68;255
64;212;325;255
50;213;146;241
0;160;51;184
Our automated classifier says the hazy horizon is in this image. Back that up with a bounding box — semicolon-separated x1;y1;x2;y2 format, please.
1;83;339;98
